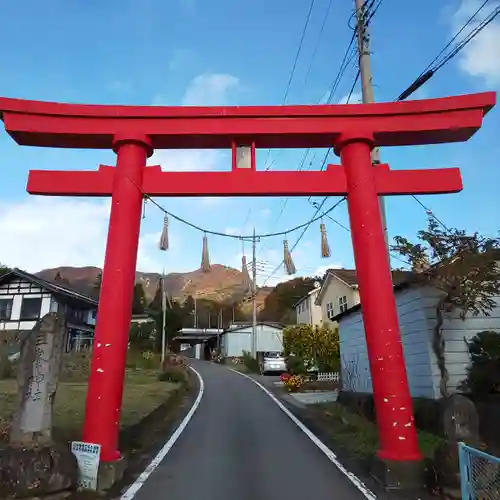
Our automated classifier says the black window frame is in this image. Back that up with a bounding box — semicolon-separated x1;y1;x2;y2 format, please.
19;297;43;320
0;298;13;320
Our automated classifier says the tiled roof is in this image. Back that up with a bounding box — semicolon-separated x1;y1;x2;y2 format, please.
0;268;98;306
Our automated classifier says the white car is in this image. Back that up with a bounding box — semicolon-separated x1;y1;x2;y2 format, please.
260;351;286;375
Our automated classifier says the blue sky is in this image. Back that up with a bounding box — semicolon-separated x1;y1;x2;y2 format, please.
0;0;499;286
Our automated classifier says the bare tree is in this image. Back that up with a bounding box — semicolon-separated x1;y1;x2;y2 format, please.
392;218;500;397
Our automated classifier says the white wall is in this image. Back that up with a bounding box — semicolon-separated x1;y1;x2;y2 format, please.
339;286;436;398
422;289;500;395
339;285;500;399
296;289;323;326
224;324;284;357
0;279;51;331
0;278;97;331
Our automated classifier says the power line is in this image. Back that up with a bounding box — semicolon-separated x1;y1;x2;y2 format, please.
260;67;361;285
397;2;500;101
263;0;317;169
261;197;347;286
304;0;334;84
282;0;317;105
394;3;500;228
309;201;410;266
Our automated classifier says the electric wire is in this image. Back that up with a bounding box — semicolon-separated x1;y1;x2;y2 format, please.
303;0;334;84
397;2;500;101
263;0;317;170
395;2;499;228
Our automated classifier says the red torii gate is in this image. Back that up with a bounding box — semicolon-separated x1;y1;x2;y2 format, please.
0;93;495;473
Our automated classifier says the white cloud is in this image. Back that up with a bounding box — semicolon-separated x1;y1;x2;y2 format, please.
313;263;343;277
182;73;240;106
0;197;165;273
149;72;240;174
451;0;500;85
337;92;362;104
149;148;225;172
260;208;271;217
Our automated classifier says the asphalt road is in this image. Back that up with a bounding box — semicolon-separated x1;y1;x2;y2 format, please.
131;360;372;500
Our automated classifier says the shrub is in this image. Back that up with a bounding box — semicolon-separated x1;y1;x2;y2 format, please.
283;324;340;372
285;355;308;376
158;366;187;384
60;351;92;382
126;349;159;370
460;330;500;396
242;351;260;373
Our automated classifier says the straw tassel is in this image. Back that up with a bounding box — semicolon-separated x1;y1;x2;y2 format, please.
241;255;252;294
283;238;296;275
159;214;169;251
201;234;211;272
320;222;331;258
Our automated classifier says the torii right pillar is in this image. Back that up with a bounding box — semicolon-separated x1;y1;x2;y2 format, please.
336;132;425;488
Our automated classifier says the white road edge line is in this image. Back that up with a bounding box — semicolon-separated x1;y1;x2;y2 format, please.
120;365;205;500
229;369;378;500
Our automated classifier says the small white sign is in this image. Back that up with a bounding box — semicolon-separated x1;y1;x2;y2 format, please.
71;441;101;491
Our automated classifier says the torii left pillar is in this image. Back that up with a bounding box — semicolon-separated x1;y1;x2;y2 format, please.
81;134;153;461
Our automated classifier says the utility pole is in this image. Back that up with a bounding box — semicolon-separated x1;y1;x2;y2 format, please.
354;0;391;270
251;228;258;358
161;270;167;364
193;297;197;328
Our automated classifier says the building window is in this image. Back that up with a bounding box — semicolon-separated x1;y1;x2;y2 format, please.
326;302;334;320
92;309;97;319
0;299;13;320
305;300;309;310
20;297;42;320
339;295;348;313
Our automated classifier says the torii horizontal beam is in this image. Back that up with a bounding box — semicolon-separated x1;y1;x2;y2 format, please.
27;163;463;197
0;92;495;149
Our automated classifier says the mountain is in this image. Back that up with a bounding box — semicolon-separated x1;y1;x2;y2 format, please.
36;264;273;310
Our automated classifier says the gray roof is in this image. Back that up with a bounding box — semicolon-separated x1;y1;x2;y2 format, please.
0;268;98;307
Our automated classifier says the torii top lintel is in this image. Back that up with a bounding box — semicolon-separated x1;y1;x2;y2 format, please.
0;92;495;150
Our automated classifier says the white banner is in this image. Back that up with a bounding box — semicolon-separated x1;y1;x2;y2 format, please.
71;441;101;491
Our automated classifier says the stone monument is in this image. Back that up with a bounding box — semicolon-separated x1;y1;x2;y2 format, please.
10;312;66;444
0;313;78;497
433;394;481;499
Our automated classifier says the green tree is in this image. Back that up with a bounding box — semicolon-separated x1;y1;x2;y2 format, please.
153;302;184;352
259;277;320;324
149;279;163;311
0;264;10;277
92;272;102;299
392;217;500;397
132;283;146;314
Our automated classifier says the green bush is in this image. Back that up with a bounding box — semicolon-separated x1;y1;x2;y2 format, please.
283;324;340;373
286;355;308;376
460;330;500;395
242;350;260;373
126;349;160;370
158;367;186;383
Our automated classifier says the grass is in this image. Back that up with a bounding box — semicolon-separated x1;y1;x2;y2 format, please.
0;368;180;444
313;402;444;459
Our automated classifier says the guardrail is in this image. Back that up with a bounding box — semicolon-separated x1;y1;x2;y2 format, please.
459;442;500;499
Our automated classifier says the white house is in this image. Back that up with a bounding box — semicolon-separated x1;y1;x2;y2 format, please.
221;322;284;358
294;284;323;326
314;269;361;327
315;268;411;327
0;268;98;354
335;280;500;400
